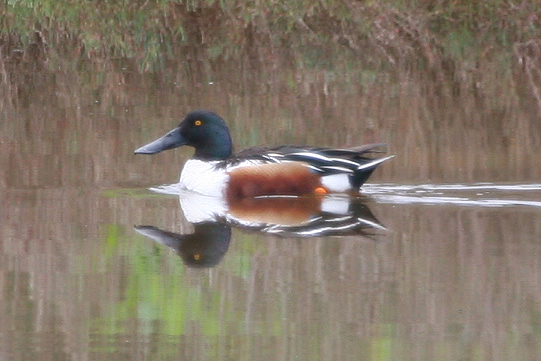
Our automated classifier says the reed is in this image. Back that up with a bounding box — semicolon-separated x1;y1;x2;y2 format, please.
1;0;539;71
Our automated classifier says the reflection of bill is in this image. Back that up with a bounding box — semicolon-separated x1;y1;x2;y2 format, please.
135;190;386;268
135;223;231;268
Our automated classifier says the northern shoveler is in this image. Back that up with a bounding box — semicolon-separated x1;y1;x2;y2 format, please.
135;110;393;198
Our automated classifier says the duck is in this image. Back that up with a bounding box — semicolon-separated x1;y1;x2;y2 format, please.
135;110;393;199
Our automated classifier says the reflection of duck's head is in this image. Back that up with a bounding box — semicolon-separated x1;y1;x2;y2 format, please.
135;110;392;198
135;222;231;268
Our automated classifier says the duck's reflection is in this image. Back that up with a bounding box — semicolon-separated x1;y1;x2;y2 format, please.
135;189;386;268
135;223;231;268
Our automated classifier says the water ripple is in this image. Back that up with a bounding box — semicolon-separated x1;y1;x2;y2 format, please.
363;183;541;208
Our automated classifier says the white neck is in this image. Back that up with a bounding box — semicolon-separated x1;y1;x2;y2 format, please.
179;160;229;197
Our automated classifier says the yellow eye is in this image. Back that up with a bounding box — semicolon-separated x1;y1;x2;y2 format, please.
194;120;202;126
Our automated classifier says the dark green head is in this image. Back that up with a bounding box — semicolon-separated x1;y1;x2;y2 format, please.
135;111;233;160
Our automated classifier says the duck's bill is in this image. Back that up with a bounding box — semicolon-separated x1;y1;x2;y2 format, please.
134;127;186;154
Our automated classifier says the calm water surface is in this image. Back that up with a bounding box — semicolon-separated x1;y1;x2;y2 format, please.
1;56;541;361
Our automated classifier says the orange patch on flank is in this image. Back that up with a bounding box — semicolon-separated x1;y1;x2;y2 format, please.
229;196;322;225
226;162;321;199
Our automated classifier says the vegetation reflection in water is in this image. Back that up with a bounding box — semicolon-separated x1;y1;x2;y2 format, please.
96;232;190;338
96;189;390;355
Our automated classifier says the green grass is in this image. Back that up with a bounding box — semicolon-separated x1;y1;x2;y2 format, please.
1;0;540;71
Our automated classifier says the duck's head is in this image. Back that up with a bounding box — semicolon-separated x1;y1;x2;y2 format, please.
135;111;233;160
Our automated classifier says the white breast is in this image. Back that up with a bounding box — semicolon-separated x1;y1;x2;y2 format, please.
179;160;229;197
320;173;351;192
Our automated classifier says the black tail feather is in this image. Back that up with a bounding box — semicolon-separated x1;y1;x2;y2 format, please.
350;167;376;188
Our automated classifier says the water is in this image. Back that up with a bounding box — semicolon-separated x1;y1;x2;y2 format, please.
1;54;541;360
365;183;541;208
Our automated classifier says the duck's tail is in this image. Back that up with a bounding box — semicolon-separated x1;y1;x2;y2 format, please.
351;155;395;188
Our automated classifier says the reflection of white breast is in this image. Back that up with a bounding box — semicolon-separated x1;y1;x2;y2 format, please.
179;160;229;197
178;190;228;223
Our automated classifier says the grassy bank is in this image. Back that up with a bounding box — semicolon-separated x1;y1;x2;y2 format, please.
1;0;540;71
2;0;541;135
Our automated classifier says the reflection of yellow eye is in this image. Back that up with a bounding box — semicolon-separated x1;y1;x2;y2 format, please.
195;120;202;126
